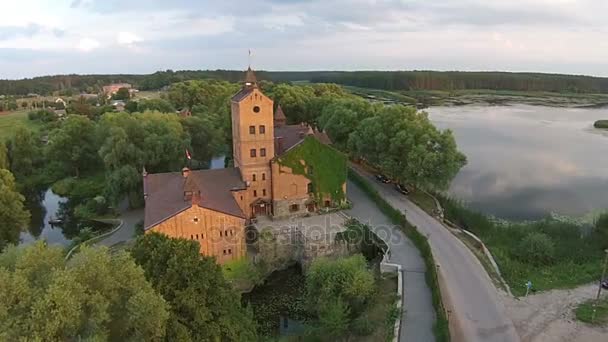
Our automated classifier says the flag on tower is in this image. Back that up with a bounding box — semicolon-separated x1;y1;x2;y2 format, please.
185;149;192;160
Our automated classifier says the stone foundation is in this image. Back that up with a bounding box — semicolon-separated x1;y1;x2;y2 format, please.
273;198;311;218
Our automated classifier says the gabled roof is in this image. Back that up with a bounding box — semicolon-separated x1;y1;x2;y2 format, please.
274;124;313;156
232;87;255;102
144;168;247;230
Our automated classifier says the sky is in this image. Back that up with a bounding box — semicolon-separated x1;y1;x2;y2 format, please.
1;0;607;79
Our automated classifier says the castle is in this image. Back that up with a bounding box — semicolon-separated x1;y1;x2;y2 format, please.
143;67;347;264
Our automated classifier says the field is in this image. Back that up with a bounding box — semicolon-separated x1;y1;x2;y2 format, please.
0;110;42;141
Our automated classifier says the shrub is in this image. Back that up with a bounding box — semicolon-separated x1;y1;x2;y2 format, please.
516;232;555;266
594;120;608;129
351;313;375;336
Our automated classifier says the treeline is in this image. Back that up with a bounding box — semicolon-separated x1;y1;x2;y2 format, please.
310;71;608;94
5;69;608;96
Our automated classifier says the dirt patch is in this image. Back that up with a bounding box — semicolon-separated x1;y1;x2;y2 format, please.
501;284;608;341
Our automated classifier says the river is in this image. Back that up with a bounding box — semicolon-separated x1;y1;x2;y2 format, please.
427;104;608;221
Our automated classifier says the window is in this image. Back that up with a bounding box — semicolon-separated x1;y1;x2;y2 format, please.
223;249;227;255
290;204;299;212
253;106;260;113
250;149;256;157
260;148;266;157
249;125;255;134
190;234;194;240
240;196;243;200
228;249;232;254
196;234;199;239
307;182;314;194
220;231;223;237
252;174;256;181
262;173;266;180
259;125;266;134
225;230;228;236
263;189;266;196
193;217;199;223
253;190;257;197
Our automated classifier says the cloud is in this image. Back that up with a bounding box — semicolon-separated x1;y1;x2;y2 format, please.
117;31;142;45
78;37;101;52
1;0;608;78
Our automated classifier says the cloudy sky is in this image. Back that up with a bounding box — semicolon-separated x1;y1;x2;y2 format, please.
1;0;607;79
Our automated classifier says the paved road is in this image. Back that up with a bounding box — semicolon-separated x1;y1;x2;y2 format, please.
346;180;436;342
355;168;520;342
96;209;144;247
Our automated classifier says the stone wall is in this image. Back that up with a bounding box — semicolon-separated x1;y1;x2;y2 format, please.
273;197;311;218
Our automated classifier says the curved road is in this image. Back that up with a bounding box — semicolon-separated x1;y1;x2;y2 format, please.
346;180;436;342
354;167;520;342
95;209;143;248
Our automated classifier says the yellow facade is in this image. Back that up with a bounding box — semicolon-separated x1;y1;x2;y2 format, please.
147;206;246;264
231;87;275;218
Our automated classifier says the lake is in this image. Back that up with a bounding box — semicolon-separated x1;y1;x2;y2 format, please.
427;104;608;221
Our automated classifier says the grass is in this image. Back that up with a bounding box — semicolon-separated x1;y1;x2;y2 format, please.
0;110;42;141
351;273;399;342
575;297;608;326
437;194;606;297
455;231;507;292
408;190;438;215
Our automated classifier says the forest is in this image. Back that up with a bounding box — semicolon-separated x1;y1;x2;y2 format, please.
3;69;608;96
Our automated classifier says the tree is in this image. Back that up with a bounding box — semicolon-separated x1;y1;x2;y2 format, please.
0;142;8;169
306;254;375;317
46;115;99;177
595;213;608;248
348;105;466;190
318;97;376;150
516;232;556;265
317;298;351;338
0;170;30;250
113;87;131;101
68;96;93;117
269;83;315;124
8;126;39;179
137;98;176;113
131;233;257;341
0;243;168;340
180;116;222;164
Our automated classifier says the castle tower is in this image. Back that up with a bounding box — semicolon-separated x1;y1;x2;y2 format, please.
230;67;275;218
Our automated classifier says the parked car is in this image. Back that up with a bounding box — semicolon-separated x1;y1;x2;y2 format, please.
375;174;390;183
394;183;410;195
602;278;608;290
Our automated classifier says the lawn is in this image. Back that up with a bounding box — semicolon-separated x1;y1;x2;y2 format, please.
408;190;438;215
575;296;608;326
0;110;42;141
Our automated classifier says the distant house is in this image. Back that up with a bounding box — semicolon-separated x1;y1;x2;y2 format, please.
103;83;132;95
111;100;126;111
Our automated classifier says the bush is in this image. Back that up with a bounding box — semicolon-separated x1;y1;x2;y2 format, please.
595;213;608;248
594;120;608;129
516;232;555;266
351;313;375;336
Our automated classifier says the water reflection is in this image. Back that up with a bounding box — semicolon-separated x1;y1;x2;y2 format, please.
20;189;70;246
427;104;608;220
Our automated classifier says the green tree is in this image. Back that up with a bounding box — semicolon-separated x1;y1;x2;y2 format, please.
113;87;131;101
137;98;176;113
8;126;39;179
306;254;375;317
269;83;315;124
0;169;30;250
516;232;556;266
317;298;351;338
180;116;222;164
0;142;8;169
0;243;169;340
131;233;257;341
348;105;466;190
318;97;376;150
47;115;99;177
595;213;608;248
68;96;93;117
